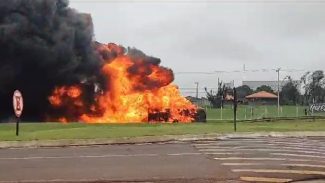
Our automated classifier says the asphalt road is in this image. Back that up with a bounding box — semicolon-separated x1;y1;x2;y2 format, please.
0;137;325;183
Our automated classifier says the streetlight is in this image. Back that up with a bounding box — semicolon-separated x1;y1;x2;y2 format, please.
276;69;289;117
276;68;280;117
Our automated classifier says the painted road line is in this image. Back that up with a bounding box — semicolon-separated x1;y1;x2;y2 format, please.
224;138;323;143
280;150;325;155
214;157;324;163
276;146;325;152
282;163;325;168
221;145;323;150
167;153;202;156
222;163;263;166
200;148;325;155
204;152;253;155
266;142;325;147
267;141;325;146
232;169;325;175
197;147;284;151
286;159;325;164
198;148;303;152
219;145;325;152
240;176;292;183
271;153;325;159
214;157;286;161
198;148;242;152
267;144;325;150
0;153;159;160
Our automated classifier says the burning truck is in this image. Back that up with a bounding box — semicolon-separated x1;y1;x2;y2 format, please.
47;43;206;123
0;0;206;123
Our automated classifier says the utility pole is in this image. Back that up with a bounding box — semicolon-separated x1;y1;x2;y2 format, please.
233;87;237;132
195;82;199;99
276;68;280;117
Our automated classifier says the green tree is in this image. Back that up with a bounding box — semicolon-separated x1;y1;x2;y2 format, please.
205;81;227;108
280;76;300;105
236;85;253;100
301;70;325;104
255;85;274;93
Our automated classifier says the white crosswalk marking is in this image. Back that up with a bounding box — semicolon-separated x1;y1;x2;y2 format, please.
198;148;325;155
240;176;292;183
271;153;325;159
232;169;325;175
204;152;253;155
214;157;286;161
282;163;325;168
222;163;263;166
192;137;325;183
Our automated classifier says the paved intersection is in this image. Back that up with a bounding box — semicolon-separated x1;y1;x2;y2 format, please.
193;137;325;182
0;136;324;182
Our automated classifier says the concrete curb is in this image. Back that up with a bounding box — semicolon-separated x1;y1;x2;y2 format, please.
1;131;325;149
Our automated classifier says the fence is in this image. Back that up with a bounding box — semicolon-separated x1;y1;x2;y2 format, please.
205;105;315;121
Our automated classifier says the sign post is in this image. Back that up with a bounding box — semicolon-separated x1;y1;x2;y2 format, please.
13;90;23;136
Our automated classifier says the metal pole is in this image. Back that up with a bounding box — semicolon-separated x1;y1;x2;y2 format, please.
16;117;20;136
233;87;237;132
195;82;199;99
245;108;247;120
276;68;280;117
296;105;299;117
220;105;223;120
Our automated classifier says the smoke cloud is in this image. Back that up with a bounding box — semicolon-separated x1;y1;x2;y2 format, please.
0;0;177;121
0;0;101;120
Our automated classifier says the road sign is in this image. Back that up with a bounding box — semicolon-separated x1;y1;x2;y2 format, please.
13;90;23;136
13;90;23;118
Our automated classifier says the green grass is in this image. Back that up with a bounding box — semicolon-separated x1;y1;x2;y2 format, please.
206;105;308;120
1;120;325;141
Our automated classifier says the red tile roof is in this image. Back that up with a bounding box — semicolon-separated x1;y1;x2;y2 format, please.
245;91;277;99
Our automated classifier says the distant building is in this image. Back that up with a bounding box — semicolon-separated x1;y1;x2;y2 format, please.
242;80;300;91
245;91;278;105
186;96;211;107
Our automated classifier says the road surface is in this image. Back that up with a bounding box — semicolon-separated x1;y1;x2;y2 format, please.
0;137;325;182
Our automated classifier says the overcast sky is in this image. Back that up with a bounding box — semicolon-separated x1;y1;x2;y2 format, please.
70;0;325;97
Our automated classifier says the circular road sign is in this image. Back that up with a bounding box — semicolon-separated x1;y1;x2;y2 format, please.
13;90;23;118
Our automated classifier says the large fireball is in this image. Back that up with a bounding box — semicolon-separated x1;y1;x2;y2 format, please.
49;43;197;123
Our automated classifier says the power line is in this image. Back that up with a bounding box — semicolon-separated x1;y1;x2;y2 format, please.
179;88;218;89
174;68;306;74
71;0;325;3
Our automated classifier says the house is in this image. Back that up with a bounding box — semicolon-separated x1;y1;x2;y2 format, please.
245;91;278;105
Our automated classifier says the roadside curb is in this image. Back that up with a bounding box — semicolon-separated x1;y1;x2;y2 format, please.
1;131;325;149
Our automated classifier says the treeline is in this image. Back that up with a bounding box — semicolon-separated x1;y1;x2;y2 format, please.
205;70;325;107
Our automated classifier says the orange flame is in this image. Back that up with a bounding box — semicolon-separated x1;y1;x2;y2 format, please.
48;44;196;123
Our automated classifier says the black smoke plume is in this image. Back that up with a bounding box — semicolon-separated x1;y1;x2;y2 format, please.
0;0;101;121
0;0;177;122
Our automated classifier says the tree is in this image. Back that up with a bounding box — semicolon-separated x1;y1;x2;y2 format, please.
300;71;310;105
301;70;325;104
280;76;300;105
236;85;253;100
255;85;274;93
205;81;227;108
